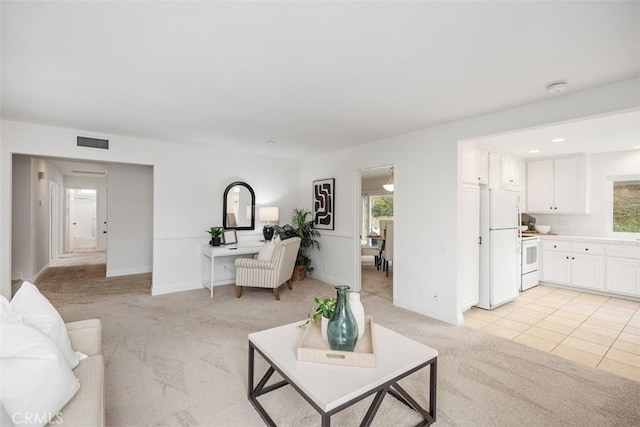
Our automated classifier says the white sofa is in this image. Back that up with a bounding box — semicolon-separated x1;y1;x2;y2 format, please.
52;319;104;427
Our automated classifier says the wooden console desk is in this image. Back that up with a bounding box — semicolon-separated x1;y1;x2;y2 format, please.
201;242;265;297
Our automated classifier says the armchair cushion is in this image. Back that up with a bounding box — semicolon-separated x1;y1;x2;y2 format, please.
235;258;274;270
257;239;276;261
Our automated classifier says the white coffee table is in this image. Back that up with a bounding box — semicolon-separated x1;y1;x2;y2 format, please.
248;321;437;426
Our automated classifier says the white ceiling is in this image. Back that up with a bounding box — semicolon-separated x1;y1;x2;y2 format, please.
2;1;639;159
473;109;640;159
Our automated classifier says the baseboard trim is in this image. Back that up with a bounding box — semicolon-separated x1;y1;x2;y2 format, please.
106;266;152;278
394;296;459;325
31;264;50;283
152;281;202;296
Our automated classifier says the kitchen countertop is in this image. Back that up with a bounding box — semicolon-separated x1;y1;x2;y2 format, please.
523;233;640;246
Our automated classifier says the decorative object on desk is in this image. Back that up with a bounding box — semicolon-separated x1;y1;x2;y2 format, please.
206;227;223;246
348;291;365;341
222;229;238;245
299;296;336;341
327;285;358;351
274;208;320;281
259;206;279;241
313;178;335;230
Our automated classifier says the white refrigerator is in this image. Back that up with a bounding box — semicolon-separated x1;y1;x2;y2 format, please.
477;189;520;310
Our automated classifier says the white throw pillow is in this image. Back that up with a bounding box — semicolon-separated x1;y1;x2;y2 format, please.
0;296;22;322
257;239;276;261
0;322;80;427
10;282;80;369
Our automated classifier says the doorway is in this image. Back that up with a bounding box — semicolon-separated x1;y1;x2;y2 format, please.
67;188;98;253
358;166;394;300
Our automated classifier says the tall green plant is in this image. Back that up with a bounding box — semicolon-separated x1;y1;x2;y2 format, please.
274;208;321;271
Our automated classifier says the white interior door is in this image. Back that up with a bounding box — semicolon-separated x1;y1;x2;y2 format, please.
68;189;97;252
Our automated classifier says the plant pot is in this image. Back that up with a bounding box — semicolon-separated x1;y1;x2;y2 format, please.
321;316;329;341
292;265;306;281
210;237;221;247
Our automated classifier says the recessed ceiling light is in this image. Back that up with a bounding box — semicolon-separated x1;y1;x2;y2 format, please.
546;81;568;94
529;149;540;153
265;140;276;145
551;138;565;143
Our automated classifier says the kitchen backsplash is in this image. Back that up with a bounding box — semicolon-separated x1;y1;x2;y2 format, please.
527;214;606;237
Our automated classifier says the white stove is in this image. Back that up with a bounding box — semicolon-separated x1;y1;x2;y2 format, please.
521;236;540;291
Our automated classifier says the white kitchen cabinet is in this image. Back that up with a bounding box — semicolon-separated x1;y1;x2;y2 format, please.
459;143;479;185
571;253;603;290
488;153;501;189
605;245;640;297
527;155;586;214
501;155;521;188
459;186;480;311
542;241;570;284
477;149;489;184
541;240;604;291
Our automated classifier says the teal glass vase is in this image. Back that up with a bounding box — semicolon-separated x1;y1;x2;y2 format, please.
327;285;358;351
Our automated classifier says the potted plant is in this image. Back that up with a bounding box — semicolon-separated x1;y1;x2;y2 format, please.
299;296;336;340
206;227;223;246
274;208;320;281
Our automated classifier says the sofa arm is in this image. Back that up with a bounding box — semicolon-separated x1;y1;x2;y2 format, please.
235;258;273;270
66;319;102;356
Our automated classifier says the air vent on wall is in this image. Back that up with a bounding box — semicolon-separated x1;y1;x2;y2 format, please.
77;136;109;149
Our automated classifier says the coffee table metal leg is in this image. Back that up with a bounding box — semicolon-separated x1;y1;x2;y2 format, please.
360;387;389;427
429;359;437;422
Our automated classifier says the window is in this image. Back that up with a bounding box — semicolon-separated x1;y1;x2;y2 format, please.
370;195;393;233
613;180;640;233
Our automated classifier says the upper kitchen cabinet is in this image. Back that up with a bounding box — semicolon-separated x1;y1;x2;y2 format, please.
459;142;479;185
501;155;522;188
477;149;489;185
527;155;587;213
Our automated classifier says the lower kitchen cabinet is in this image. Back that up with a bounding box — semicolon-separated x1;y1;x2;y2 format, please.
542;240;604;292
605;245;640;297
542;251;570;284
571;253;603;290
541;239;640;298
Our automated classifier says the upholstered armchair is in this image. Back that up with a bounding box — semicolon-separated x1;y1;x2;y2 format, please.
235;237;302;300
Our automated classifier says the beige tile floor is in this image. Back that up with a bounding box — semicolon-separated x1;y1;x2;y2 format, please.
464;285;640;382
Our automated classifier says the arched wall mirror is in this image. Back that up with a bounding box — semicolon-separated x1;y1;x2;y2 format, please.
223;182;255;230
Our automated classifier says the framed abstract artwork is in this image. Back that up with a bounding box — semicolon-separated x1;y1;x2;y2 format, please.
313;178;335;230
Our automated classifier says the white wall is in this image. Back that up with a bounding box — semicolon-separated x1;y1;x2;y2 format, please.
105;163;153;277
11;155;32;280
300;77;640;325
532;149;640;236
1;121;301;298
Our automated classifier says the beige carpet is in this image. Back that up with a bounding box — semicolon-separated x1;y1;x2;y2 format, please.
34;265;640;426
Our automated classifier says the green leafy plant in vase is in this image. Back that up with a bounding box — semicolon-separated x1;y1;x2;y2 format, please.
206;227;223;246
273;208;321;281
299;296;336;341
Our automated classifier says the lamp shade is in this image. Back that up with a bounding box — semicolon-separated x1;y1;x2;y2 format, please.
259;207;279;222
